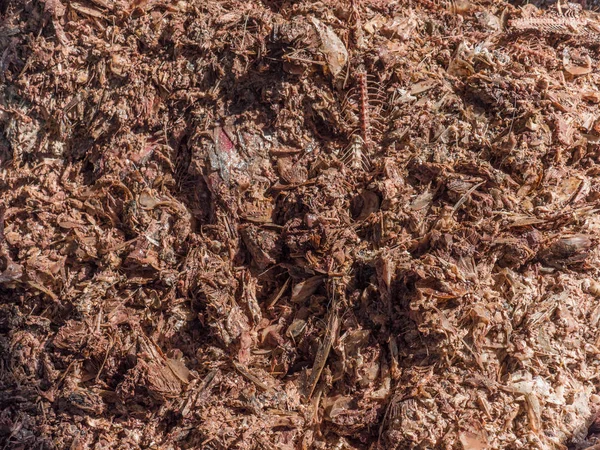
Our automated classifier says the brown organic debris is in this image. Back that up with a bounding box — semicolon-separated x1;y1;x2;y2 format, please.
2;0;600;449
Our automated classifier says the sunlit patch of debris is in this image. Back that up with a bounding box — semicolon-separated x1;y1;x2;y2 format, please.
2;0;600;449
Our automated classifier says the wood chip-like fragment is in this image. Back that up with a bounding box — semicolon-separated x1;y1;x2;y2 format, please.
305;310;339;399
232;361;270;391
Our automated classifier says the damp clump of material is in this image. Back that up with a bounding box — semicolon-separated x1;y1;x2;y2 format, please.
2;0;600;448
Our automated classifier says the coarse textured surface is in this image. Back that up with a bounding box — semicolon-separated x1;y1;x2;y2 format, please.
2;0;600;448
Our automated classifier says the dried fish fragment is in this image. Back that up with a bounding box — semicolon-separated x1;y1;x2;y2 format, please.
309;17;348;78
538;235;595;268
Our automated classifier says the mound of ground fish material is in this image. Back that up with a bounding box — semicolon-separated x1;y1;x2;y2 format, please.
2;0;600;448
